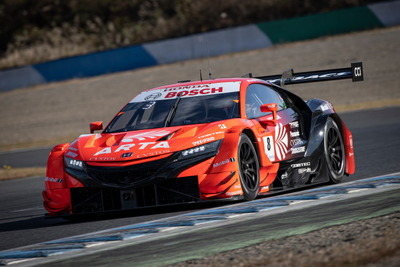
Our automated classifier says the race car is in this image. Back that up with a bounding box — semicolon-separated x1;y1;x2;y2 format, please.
43;62;363;217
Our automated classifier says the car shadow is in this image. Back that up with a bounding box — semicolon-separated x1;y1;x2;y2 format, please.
0;201;231;233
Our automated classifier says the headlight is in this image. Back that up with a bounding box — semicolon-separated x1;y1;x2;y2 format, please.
64;157;84;170
178;140;222;160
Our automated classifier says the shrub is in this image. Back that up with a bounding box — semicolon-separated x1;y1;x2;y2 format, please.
0;0;384;69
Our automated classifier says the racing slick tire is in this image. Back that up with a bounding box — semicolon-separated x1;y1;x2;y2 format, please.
324;118;345;184
238;134;260;200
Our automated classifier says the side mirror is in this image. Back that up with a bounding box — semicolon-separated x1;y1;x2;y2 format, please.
90;121;103;133
259;103;278;126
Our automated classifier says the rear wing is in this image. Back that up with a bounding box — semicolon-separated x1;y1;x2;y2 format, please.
253;62;363;86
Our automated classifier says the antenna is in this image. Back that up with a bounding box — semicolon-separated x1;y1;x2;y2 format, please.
199;69;203;81
206;41;212;79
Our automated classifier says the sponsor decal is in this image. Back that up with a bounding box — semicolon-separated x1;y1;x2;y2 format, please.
290;138;303;146
320;103;331;112
266;71;351;84
162;84;211;92
93;141;170;156
291;146;306;154
142;101;156;110
115;144;135;152
144;93;161;100
226;190;242;196
218;124;227;129
294;73;349;81
45;177;64;183
165;87;223;98
89;157;117;161
134;150;170;158
121;152;133;158
130;82;241;102
263;135;275;162
122;130;170;142
261;186;270;190
281;172;288;179
290;131;300;137
298;167;312;174
213;158;235;168
65;151;78;158
289;121;299;129
197;131;224;139
291;162;311;168
135;142;170;150
192;137;215;146
275;123;288;161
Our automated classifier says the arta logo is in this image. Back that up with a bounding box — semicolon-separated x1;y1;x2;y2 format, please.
122;130;170;142
275;123;288;161
93;141;170;156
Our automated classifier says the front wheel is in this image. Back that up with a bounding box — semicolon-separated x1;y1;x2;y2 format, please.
238;134;260;200
324;118;345;183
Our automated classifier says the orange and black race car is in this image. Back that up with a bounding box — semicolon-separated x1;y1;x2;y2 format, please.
43;63;363;217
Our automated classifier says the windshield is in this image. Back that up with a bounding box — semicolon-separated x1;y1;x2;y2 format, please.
105;92;240;132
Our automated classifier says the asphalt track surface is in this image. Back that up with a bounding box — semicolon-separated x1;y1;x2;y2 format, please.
36;184;400;267
0;147;50;168
0;106;399;255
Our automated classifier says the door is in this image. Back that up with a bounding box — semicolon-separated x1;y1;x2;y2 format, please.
245;83;306;163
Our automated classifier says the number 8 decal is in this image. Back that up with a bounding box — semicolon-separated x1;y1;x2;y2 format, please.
351;62;363;82
263;136;275;162
354;67;362;77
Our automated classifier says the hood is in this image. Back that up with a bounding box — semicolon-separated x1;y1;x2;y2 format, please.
65;123;227;162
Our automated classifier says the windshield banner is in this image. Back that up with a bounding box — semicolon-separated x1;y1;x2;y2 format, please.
130;82;241;103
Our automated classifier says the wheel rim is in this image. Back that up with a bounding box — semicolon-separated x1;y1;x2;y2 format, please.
239;142;258;190
326;127;344;174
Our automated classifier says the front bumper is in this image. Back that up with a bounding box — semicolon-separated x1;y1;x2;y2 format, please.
69;176;200;214
45;142;226;216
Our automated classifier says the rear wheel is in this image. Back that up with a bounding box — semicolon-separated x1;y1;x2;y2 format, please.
238;134;260;200
324;118;345;183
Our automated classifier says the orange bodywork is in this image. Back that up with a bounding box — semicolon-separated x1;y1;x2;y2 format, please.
43;78;355;216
